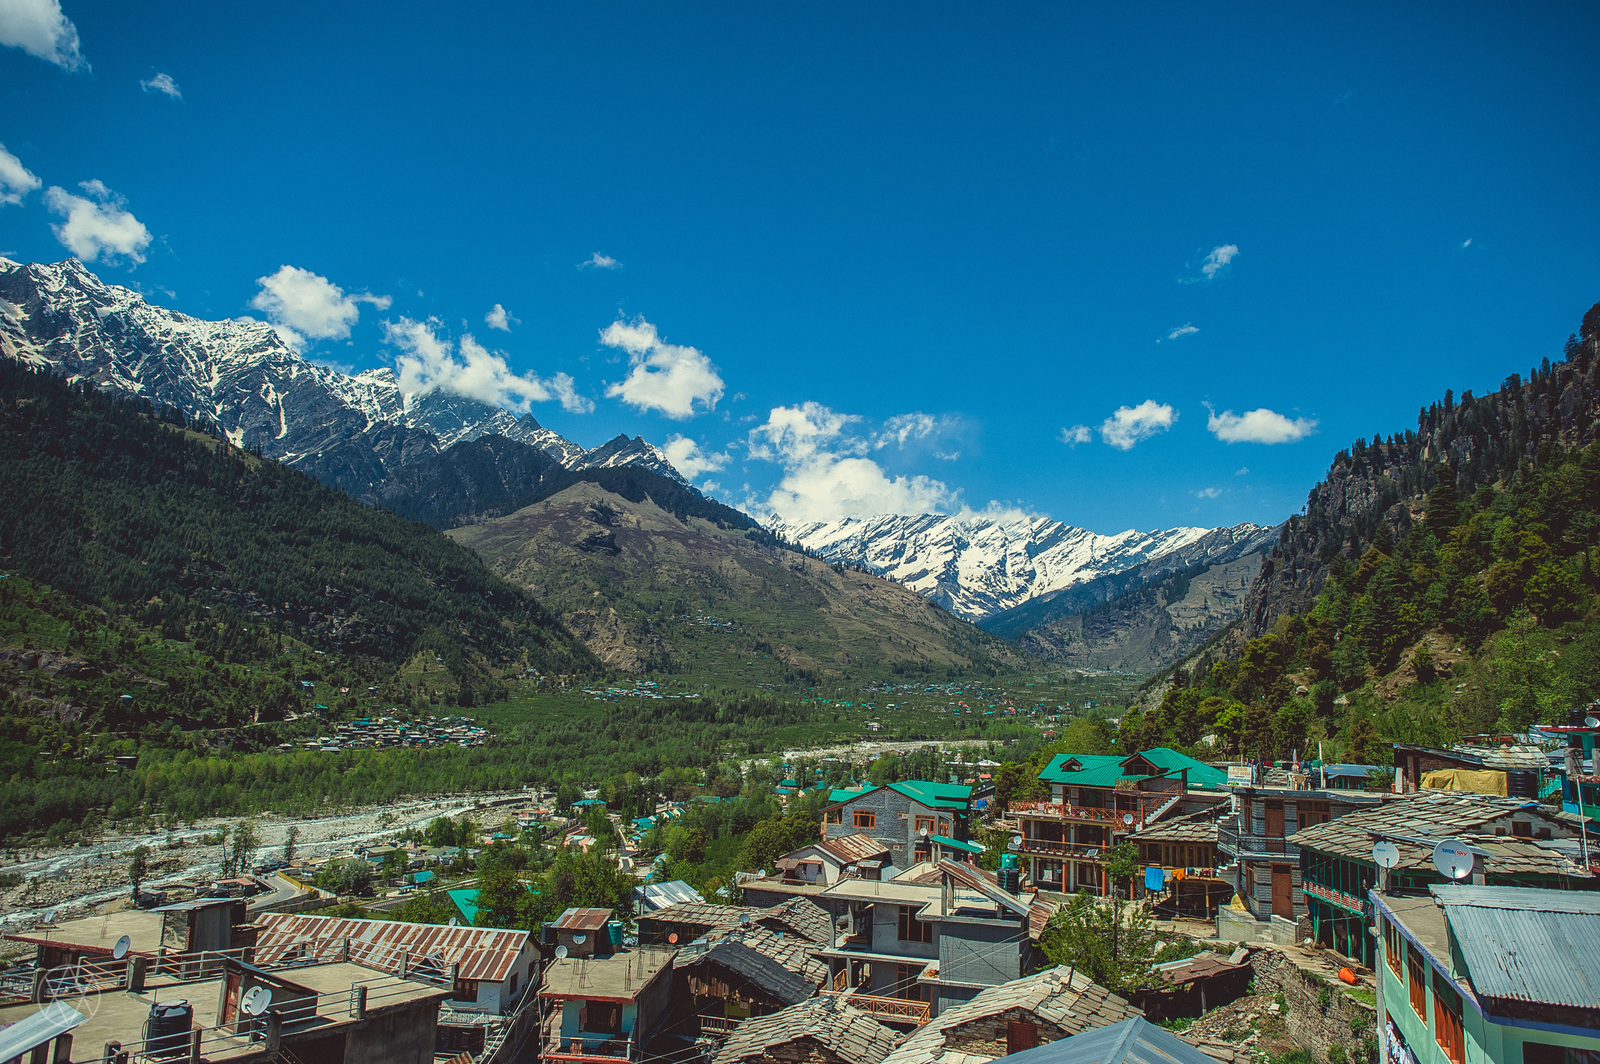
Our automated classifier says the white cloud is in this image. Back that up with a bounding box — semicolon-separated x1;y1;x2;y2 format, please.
579;252;620;270
0;142;40;206
484;303;517;331
1058;425;1092;447
1161;323;1199;342
1195;487;1222;499
1206;405;1317;444
1182;244;1239;284
249;265;390;351
44;181;151;264
1100;400;1176;450
1461;238;1472;249
875;412;937;449
385;317;595;414
1235;466;1250;476
746;401;953;523
140;72;181;99
600;317;725;419
662;435;730;480
0;0;85;70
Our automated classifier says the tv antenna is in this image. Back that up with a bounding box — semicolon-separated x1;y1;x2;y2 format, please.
241;986;272;1017
112;935;132;961
1432;839;1474;881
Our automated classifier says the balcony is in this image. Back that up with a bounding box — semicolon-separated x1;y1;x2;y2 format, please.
1011;801;1142;827
1217;818;1300;859
1016;838;1110;860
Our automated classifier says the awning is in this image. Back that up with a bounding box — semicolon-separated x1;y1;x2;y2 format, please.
931;835;984;855
0;1001;88;1062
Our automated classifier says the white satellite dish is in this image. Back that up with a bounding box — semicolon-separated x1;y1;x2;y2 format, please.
1586;717;1599;729
241;986;272;1017
920;827;929;838
1122;814;1134;826
1371;841;1401;870
1007;835;1021;851
112;935;132;960
448;917;458;927
555;945;569;960
1432;839;1474;881
573;933;587;944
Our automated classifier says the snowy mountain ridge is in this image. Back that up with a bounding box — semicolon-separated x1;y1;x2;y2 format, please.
771;511;1280;621
0;257;679;483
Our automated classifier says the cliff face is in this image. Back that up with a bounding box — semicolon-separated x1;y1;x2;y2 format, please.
1243;303;1600;637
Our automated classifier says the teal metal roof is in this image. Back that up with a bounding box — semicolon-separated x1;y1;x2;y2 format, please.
448;888;482;925
1037;754;1127;786
890;780;972;810
932;835;984;854
1133;748;1229;789
828;786;877;803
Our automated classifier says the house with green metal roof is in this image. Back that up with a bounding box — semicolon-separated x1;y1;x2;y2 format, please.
823;781;974;870
1016;749;1228;897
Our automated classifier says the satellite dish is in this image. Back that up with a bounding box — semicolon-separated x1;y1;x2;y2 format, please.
555;945;569;960
1007;835;1021;851
241;986;272;1017
112;935;132;960
1587;717;1599;729
1372;841;1401;870
920;827;929;838
667;933;679;944
1123;814;1134;826
1432;839;1474;881
449;917;458;927
573;933;587;944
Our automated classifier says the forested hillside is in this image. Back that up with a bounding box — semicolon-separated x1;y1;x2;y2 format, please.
1122;300;1600;764
0;363;598;701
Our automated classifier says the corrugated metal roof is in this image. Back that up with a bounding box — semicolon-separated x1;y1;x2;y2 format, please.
1434;885;1600;1009
254;912;529;984
997;1017;1215;1064
551;907;612;932
0;1001;87;1063
633;880;705;911
820;833;892;864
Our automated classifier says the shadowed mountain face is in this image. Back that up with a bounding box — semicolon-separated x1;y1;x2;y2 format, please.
446;482;1030;681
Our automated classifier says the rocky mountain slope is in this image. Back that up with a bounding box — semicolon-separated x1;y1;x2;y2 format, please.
448;483;1028;681
773;512;1277;621
1243;300;1600;638
0;257;680;500
1012;554;1265;672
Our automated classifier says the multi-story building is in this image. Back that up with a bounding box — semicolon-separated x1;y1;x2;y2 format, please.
1127;810;1231;916
1290;792;1588;967
823;782;974;871
1391;743;1549;799
1216;785;1384;932
817;859;1041;1020
1373;885;1600;1064
539;907;676;1063
1013;750;1227;896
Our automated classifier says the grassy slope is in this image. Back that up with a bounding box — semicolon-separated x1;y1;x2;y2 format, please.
447;481;1030;685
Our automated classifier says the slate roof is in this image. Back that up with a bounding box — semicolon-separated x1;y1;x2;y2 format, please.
1454;744;1551;771
882;966;1140;1064
998;1017;1218;1064
678;940;816;1006
1433;884;1600;1010
641;898;832;945
1129;809;1221;844
1288;792;1576;871
713;996;900;1064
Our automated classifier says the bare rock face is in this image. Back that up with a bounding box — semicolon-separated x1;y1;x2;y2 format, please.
1243;306;1600;638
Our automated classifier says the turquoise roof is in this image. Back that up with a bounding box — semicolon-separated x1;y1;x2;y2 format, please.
828;786;875;803
448;888;483;925
890;780;973;810
1036;749;1227;790
931;834;984;854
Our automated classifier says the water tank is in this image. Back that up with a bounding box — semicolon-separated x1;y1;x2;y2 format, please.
999;853;1019;870
148;1000;193;1059
606;920;624;948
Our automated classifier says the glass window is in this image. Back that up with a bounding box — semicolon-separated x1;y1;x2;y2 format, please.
897;905;934;943
1383;917;1403;978
1433;975;1464;1064
915;816;935;835
853;810;876;829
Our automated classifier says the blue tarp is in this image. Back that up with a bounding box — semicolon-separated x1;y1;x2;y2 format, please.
1144;866;1165;891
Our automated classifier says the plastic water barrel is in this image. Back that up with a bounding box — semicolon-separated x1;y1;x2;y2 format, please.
148;1000;193;1059
607;920;624;947
1000;854;1019;870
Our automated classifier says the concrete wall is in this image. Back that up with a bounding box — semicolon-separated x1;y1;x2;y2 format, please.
1216;908;1301;947
343;1001;441;1064
938;918;1027;988
868;902;938;961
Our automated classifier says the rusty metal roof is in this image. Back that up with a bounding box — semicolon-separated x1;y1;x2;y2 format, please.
254;912;530;984
551;907;613;932
820;833;893;865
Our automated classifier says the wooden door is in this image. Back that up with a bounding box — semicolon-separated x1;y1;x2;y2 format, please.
1008;1022;1040;1054
221;969;241;1025
1264;800;1284;838
1271;864;1293;919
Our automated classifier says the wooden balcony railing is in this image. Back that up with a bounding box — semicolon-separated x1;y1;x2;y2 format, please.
1011;802;1140;826
1217;820;1300;858
822;991;931;1025
1017;838;1110;859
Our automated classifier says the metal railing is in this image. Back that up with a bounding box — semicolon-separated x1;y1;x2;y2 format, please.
1016;838;1110;859
1217;820;1300;858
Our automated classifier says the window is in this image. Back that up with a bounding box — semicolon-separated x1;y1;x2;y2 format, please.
825;809;842;825
894;963;931;1001
915;816;935;835
1432;975;1464;1064
507;972;518;997
583;1000;622;1035
853;810;877;829
1300;801;1330;828
897;905;934;943
1406;944;1427;1019
1512;821;1533;838
1383;917;1403;978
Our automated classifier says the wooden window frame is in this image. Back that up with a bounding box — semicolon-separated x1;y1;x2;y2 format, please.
853;810;877;829
1406;944;1427;1019
824;809;842;825
894;963;931;1001
897;904;934;943
914;816;936;835
1432;974;1464;1064
1383;917;1403;978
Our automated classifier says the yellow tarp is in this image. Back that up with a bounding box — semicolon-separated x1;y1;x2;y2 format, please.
1228;893;1248;911
1420;768;1508;797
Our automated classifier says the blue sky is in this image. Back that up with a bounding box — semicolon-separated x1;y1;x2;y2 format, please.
2;2;1598;532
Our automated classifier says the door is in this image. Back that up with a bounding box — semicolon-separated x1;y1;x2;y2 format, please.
1264;800;1284;839
1008;1022;1039;1054
1271;864;1293;919
220;969;241;1025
